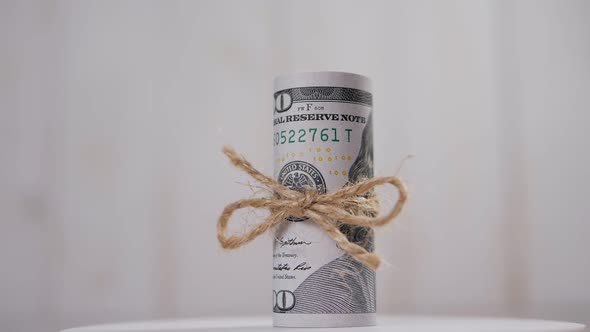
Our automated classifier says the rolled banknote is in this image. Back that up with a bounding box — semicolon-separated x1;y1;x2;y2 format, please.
272;72;376;327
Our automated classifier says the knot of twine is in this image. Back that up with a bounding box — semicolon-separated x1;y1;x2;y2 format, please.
217;146;408;270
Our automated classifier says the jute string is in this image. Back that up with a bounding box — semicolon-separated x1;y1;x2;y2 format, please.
217;146;408;270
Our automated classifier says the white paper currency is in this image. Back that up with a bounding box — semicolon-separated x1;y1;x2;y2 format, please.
272;72;376;327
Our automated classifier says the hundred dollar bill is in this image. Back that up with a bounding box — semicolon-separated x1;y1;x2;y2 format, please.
272;72;376;327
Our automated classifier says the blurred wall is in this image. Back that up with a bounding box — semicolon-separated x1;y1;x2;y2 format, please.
1;1;589;331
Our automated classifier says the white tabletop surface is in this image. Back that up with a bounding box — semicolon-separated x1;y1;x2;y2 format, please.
62;316;586;332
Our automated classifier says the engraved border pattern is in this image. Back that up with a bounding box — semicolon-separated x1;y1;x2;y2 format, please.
274;86;373;108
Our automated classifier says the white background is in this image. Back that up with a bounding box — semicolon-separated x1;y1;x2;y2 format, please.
1;1;589;331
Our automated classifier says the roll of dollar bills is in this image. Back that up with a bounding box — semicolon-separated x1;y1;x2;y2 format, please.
272;72;376;327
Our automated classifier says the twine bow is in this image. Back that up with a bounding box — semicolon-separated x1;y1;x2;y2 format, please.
217;146;408;270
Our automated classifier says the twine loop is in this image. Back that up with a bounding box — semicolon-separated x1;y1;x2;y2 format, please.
291;190;317;217
217;146;408;270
